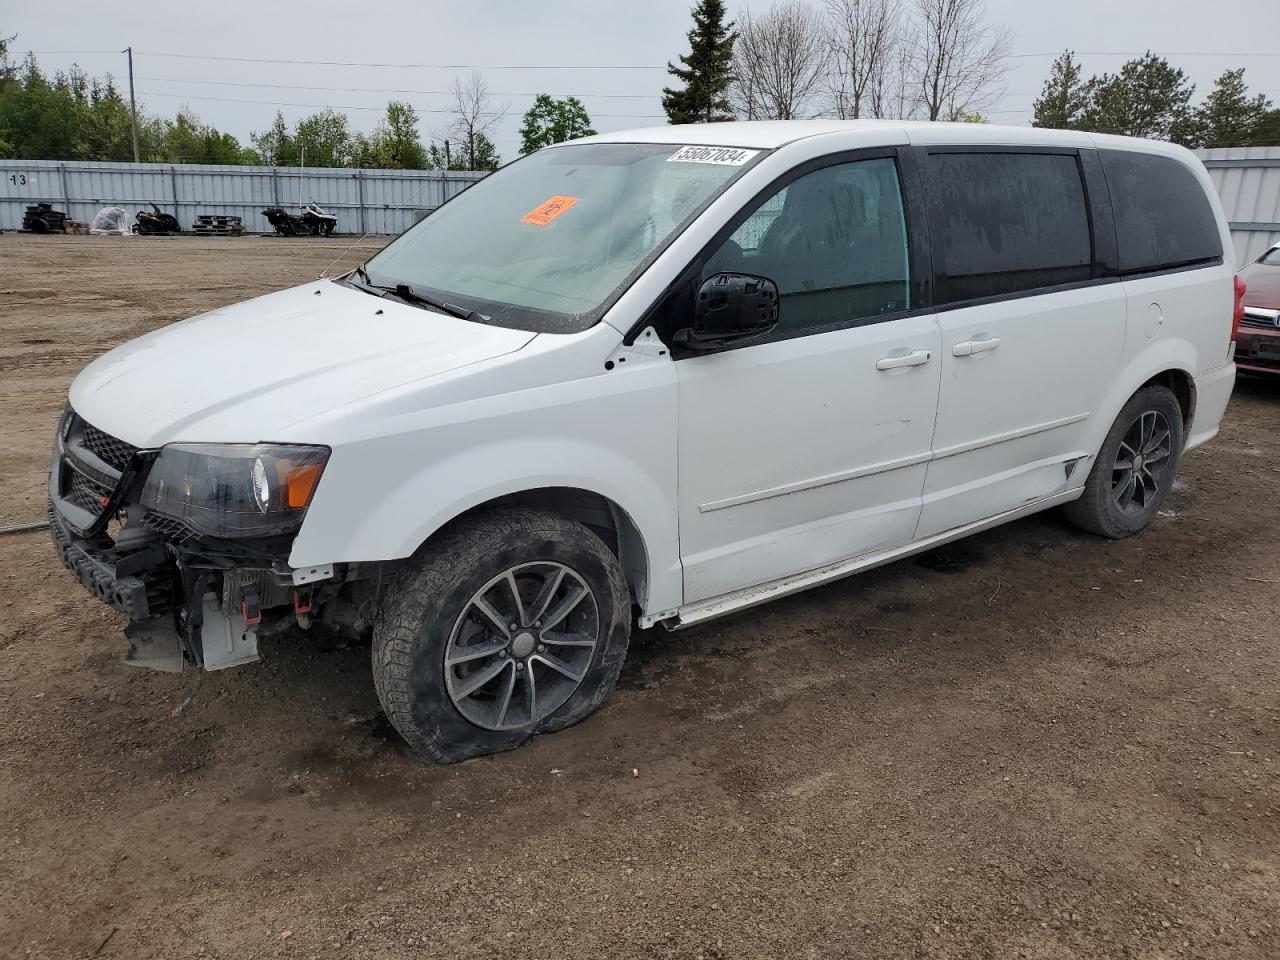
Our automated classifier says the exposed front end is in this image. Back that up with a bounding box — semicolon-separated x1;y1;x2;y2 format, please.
48;406;338;672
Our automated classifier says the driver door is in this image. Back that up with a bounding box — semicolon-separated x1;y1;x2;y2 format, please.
674;152;942;603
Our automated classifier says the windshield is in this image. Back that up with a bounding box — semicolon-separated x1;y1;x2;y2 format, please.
362;142;762;332
1261;246;1280;266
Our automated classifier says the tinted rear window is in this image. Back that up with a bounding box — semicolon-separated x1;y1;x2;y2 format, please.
930;152;1092;304
1100;149;1222;275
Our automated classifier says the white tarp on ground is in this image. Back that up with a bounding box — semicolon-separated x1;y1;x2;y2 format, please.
89;207;130;236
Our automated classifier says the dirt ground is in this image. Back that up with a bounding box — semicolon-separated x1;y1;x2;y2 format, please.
1;234;1278;960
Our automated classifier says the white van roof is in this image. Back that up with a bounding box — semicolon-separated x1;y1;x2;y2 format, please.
580;120;1190;159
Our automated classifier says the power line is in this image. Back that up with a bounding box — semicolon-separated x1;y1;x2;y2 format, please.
22;48;1280;68
138;75;659;99
135;89;667;119
138;51;669;69
1010;50;1280;58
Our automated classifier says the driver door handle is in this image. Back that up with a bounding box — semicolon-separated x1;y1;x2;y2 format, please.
953;336;1001;357
876;349;933;371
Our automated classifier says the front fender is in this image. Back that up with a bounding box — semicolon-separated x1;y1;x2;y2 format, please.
288;355;682;615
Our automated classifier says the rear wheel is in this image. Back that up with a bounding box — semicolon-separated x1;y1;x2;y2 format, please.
1064;385;1184;538
371;509;631;762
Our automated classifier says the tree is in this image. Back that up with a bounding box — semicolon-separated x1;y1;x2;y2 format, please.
425;132;501;171
518;95;596;153
1190;68;1273;148
444;71;505;170
79;76;140;161
1032;50;1089;130
250;112;297;166
0;48;242;163
1252;109;1280;147
910;0;1011;121
0;31;13;85
467;132;502;171
1078;53;1194;142
663;0;737;123
293;109;356;167
356;101;426;169
730;1;829;120
826;0;901;119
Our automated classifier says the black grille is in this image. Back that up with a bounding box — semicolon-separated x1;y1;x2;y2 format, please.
80;420;137;471
143;512;197;544
52;411;140;530
65;471;112;514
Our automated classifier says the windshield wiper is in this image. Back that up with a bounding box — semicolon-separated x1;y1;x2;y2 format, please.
345;266;479;322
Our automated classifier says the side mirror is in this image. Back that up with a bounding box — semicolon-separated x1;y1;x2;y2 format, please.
674;273;779;351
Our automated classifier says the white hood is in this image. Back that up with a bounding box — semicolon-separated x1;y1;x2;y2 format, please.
68;280;536;446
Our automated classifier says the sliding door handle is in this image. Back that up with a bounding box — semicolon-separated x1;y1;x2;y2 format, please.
953;336;1001;357
876;349;933;371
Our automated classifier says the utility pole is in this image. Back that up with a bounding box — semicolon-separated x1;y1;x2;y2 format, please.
122;46;140;162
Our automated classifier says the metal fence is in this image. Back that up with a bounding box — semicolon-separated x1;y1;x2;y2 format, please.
1195;147;1280;266
0;159;486;235
4;150;1278;258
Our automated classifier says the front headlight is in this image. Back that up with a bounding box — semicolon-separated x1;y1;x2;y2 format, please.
141;443;330;538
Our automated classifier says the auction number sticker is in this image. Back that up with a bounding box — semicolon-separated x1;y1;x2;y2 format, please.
666;145;760;166
521;195;580;226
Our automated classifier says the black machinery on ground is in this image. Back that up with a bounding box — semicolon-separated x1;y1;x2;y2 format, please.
135;203;181;235
262;202;338;237
22;203;68;234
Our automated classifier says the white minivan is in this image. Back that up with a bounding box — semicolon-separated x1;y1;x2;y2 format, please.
49;121;1239;761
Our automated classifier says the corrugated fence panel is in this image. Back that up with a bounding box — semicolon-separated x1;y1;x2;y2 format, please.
1196;147;1280;265
0;159;485;234
8;151;1276;257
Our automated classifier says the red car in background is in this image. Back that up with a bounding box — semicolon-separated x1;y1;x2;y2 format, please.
1237;243;1280;374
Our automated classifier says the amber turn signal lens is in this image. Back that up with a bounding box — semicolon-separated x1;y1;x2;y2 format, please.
285;462;324;509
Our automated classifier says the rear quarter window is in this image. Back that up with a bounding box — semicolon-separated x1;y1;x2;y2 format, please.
1100;149;1222;275
929;152;1092;304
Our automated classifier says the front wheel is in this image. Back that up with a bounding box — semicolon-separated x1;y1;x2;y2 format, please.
1063;385;1184;539
372;509;631;762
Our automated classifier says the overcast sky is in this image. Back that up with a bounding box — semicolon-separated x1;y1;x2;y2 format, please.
5;0;1278;161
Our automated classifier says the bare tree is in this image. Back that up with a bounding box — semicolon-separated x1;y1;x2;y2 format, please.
444;71;508;169
825;0;903;119
909;0;1011;121
730;2;829;121
873;28;920;119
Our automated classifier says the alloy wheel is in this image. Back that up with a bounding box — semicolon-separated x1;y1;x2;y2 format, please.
443;562;600;731
1111;410;1173;515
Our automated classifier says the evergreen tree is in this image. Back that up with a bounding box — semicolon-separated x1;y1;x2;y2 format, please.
518;95;596;154
663;0;737;123
467;132;501;171
1252;109;1280;147
1077;53;1195;142
1191;68;1273;148
1032;50;1089;130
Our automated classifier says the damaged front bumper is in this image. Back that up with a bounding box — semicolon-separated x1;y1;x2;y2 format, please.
48;502;278;672
47;408;325;672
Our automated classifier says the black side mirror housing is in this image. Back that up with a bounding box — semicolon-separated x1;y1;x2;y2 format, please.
674;273;779;351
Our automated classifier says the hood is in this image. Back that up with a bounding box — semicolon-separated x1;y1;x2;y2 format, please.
68;280;536;446
1240;263;1280;309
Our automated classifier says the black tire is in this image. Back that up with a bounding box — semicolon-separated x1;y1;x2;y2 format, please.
1063;385;1184;539
371;509;631;763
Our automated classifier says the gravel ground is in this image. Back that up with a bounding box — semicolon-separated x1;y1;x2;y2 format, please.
1;235;1278;960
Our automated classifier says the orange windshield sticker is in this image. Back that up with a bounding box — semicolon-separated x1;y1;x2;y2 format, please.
521;195;579;226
